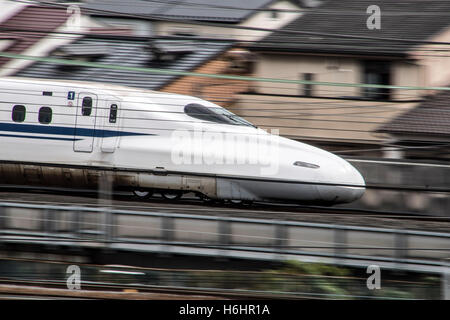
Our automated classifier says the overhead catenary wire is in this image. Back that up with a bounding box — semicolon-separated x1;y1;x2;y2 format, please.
0;92;421;137
0;80;429;144
0;92;409;126
0;1;447;152
0;63;427;103
5;0;450;88
4;22;450;50
6;25;450;59
1;1;448;276
3;50;450;92
0;87;433;140
0;8;449;94
6;20;450;56
84;0;450;17
0;83;419;111
8;0;450;53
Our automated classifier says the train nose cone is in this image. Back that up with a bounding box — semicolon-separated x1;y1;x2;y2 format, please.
342;161;366;201
317;160;366;204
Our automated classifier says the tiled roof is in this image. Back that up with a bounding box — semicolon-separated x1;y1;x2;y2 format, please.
83;0;275;23
53;43;111;57
15;37;232;90
251;0;450;56
0;5;69;66
377;90;450;137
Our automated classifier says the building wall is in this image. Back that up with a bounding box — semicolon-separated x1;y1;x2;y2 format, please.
253;54;361;98
252;53;429;100
234;0;302;41
154;21;232;39
391;61;425;100
410;26;450;90
231;93;417;145
155;0;301;41
92;17;154;36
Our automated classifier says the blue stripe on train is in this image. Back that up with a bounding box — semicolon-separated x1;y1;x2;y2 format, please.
0;122;153;138
0;133;81;141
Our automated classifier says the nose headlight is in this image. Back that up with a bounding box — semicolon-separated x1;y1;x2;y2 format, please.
293;161;320;169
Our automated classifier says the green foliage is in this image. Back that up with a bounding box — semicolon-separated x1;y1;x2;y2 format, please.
171;261;442;299
279;260;350;277
373;288;414;299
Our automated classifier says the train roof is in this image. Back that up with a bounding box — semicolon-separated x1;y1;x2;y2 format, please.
0;76;199;105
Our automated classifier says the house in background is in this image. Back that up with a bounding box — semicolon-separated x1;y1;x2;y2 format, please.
82;0;305;41
0;0;274;105
5;0;450;161
12;34;252;106
377;90;450;160
229;0;450;156
0;1;77;76
162;47;254;106
0;0;133;77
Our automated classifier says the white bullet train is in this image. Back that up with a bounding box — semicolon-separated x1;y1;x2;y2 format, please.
0;77;365;205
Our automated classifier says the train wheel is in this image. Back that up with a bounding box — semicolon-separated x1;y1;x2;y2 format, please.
161;190;182;200
229;200;253;206
133;190;153;200
199;194;224;205
199;194;214;203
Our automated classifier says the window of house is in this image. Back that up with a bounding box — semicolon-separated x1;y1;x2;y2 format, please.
173;31;197;37
82;97;93;116
12;105;26;122
270;9;279;19
302;73;314;97
109;104;118;123
171;27;196;37
362;60;391;100
39;107;52;124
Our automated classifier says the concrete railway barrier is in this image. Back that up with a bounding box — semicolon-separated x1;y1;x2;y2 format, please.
0;201;448;276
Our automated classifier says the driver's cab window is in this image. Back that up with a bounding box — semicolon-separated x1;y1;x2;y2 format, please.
184;103;254;127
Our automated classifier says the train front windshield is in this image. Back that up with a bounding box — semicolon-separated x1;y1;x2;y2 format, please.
184;103;255;127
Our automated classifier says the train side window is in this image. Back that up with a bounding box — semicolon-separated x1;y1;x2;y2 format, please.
109;104;118;123
82;97;93;116
38;107;52;124
12;105;26;122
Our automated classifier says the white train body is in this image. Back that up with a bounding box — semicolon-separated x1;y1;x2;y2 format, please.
0;77;365;204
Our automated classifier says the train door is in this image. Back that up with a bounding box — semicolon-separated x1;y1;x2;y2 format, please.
101;100;120;153
73;93;98;152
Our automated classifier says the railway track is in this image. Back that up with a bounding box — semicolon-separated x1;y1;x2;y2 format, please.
0;278;306;300
0;186;449;232
0;256;439;300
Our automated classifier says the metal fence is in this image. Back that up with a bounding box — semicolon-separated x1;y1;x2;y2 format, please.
0;201;449;274
349;159;450;216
